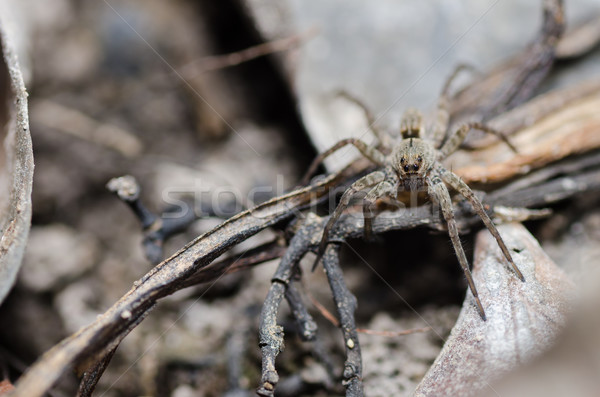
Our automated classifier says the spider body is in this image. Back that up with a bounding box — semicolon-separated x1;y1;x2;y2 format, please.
308;77;524;320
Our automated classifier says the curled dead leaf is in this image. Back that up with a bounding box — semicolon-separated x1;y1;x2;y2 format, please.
452;82;600;184
0;24;33;304
415;223;574;397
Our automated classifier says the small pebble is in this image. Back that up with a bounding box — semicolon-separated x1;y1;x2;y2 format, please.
347;338;355;349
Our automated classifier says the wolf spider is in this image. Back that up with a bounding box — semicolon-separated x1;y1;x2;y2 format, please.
309;68;524;320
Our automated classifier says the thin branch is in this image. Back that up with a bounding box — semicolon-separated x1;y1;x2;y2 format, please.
107;175;197;264
180;28;318;76
449;0;564;123
308;294;431;337
321;244;363;397
357;327;431;337
285;280;318;342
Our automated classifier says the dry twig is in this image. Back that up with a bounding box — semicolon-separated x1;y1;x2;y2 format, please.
180;28;317;76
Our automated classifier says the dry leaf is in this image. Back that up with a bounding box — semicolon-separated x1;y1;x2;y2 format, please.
414;223;574;397
0;24;33;304
451;82;600;184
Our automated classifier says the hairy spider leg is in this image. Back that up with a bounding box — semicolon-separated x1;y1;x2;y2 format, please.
363;173;397;240
440;121;517;159
428;174;487;320
431;63;477;149
335;89;394;148
439;166;525;281
300;138;386;185
312;171;386;270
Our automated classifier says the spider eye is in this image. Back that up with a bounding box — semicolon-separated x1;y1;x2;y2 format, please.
403;165;409;172
400;157;405;164
413;164;419;171
417;156;422;162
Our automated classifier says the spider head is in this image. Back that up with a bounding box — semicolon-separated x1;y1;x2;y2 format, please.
393;138;433;181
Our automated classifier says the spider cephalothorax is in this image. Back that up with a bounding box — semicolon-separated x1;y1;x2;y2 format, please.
392;137;435;191
308;76;524;320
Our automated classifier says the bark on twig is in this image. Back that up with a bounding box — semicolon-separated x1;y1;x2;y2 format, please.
107;175;197;264
257;216;316;397
75;347;117;397
284;280;318;342
321;244;363;397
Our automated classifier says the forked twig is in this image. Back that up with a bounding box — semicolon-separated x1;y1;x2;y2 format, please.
321;244;363;396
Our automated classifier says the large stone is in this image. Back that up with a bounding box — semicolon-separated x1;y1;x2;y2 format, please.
247;0;600;170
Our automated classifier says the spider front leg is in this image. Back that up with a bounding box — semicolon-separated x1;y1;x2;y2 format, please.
439;121;517;159
431;63;477;149
363;177;397;240
427;174;487;320
313;171;386;269
335;90;394;149
439;166;525;281
301;139;386;185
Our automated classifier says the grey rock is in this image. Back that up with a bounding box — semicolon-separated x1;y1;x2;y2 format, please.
247;0;600;170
